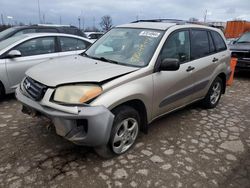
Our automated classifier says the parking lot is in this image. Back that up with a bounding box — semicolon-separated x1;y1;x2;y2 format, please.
0;73;249;188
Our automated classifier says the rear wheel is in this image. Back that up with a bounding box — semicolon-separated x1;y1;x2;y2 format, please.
94;106;140;158
201;77;223;109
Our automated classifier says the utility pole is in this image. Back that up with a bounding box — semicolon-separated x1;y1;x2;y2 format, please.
204;9;207;23
43;14;45;24
59;16;62;25
82;16;85;31
81;10;84;31
37;0;41;24
78;16;81;29
1;14;4;25
93;16;95;30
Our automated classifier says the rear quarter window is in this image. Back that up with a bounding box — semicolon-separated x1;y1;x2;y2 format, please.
208;32;216;53
211;31;227;52
59;37;89;51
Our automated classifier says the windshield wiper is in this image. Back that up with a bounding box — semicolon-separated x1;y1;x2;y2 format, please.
81;53;119;64
89;56;119;64
98;57;119;64
82;52;89;57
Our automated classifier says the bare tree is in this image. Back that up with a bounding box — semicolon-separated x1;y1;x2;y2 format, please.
100;15;113;32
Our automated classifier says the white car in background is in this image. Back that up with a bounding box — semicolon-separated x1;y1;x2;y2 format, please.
85;32;104;42
0;33;92;99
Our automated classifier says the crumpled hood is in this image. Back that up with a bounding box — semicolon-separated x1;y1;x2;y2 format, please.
229;43;250;51
26;55;139;87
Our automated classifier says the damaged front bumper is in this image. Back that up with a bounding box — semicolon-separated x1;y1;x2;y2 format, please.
15;86;114;146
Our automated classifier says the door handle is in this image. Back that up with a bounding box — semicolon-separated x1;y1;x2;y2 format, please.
212;57;219;62
186;66;195;72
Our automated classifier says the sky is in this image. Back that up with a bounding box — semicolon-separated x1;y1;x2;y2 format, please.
0;0;250;29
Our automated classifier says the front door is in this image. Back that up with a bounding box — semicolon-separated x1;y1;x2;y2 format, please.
5;36;58;90
152;30;196;118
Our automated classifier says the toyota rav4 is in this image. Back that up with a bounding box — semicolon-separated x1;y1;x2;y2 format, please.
16;20;231;158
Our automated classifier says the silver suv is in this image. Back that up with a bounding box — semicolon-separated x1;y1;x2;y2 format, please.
16;20;231;158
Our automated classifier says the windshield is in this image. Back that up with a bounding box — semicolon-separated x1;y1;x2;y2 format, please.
0;27;17;41
237;32;250;43
0;35;28;51
85;28;164;67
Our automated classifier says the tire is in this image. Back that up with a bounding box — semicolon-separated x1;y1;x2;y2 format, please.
94;106;140;158
201;77;223;109
0;82;5;100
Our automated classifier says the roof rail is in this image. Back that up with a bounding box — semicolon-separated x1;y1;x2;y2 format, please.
35;24;72;27
131;19;187;24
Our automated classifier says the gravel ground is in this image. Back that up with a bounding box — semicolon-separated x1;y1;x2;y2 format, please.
0;73;249;188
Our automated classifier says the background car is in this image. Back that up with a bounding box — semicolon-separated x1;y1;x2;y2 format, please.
226;38;238;45
85;32;104;42
0;33;92;98
229;32;250;71
0;24;87;42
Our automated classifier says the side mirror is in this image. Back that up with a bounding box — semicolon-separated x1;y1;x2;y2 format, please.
159;58;180;71
232;40;237;45
7;50;22;58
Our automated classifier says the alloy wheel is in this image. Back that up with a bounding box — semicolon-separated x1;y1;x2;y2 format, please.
112;118;139;154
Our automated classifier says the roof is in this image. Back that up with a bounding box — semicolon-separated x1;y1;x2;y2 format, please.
116;19;221;31
117;22;177;30
23;33;92;43
13;25;77;29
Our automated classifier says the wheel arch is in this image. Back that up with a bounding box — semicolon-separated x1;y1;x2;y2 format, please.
217;72;226;94
0;80;6;95
110;99;148;134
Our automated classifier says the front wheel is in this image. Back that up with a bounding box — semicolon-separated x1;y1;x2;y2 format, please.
94;106;140;158
201;77;223;109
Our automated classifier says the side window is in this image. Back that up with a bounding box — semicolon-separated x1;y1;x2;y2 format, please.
13;37;55;56
77;39;89;50
12;29;36;37
191;30;210;59
208;32;216;53
161;30;190;63
59;37;88;52
211;31;227;52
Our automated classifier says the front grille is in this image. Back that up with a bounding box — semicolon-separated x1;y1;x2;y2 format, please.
23;77;47;101
232;51;250;59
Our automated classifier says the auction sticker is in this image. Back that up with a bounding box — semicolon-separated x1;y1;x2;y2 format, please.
139;31;161;38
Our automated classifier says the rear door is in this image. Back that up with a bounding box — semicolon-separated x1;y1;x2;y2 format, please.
5;36;58;89
57;36;91;57
152;30;197;118
189;29;228;101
